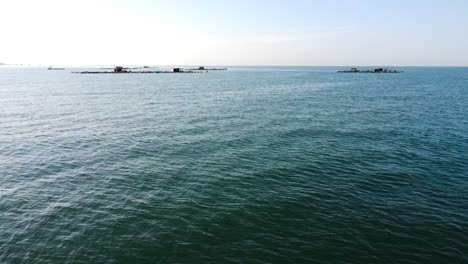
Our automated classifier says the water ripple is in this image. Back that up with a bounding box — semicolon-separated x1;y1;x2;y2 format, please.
1;67;467;263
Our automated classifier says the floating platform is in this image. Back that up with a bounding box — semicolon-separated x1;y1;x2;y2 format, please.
72;66;206;74
72;71;202;74
187;66;227;71
338;68;401;73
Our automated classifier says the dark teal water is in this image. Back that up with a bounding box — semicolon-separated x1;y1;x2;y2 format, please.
1;66;467;263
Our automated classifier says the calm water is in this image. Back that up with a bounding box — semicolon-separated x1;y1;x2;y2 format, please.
1;66;467;263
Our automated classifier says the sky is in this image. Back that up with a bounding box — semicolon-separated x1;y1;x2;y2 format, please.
1;0;468;66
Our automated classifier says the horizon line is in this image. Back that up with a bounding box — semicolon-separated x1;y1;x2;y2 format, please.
2;64;468;68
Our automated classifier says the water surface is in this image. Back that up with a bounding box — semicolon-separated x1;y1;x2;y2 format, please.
1;66;467;263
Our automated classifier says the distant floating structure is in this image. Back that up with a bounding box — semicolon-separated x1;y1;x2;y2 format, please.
113;66;125;72
187;66;227;71
72;66;203;74
338;67;401;73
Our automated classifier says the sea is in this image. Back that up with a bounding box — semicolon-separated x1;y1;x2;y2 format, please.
0;66;467;263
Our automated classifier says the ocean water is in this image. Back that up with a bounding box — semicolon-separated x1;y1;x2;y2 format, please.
0;66;467;263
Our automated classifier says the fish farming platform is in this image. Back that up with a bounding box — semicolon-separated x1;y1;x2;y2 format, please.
72;66;205;74
187;66;228;71
72;71;200;74
338;68;401;73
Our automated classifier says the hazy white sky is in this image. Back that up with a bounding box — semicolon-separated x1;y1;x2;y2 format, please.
1;0;468;66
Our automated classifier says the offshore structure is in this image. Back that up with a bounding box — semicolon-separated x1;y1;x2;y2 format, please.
338;68;401;73
72;66;203;74
186;66;228;71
